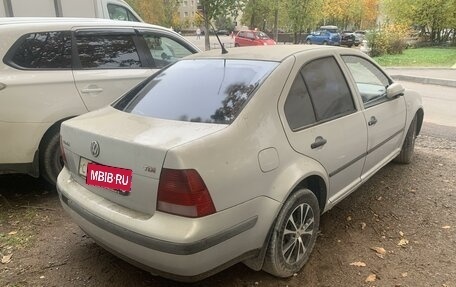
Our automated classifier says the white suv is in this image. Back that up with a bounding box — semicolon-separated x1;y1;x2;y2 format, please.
0;18;199;184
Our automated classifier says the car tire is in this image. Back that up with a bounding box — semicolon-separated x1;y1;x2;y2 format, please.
235;43;240;47
323;41;328;45
263;188;320;277
394;115;417;164
348;44;353;48
306;39;311;45
40;126;63;185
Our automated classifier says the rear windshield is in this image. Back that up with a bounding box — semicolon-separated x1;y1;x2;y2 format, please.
114;59;278;124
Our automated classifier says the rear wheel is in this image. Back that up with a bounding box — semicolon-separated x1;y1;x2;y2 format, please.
306;39;311;45
235;43;240;47
394;116;417;164
322;41;328;45
263;189;320;277
40;126;63;186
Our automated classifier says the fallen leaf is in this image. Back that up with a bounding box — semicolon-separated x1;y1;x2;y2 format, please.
399;231;404;237
349;261;366;267
1;254;12;264
377;196;382;201
40;275;45;279
442;226;451;229
401;272;408;277
371;247;387;255
398;239;409;247
8;231;17;235
365;273;376;282
347;216;352;221
360;222;367;230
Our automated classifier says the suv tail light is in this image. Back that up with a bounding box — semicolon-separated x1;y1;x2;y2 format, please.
59;136;67;166
157;169;216;218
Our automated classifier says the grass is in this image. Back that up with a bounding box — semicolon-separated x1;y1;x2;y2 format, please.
373;47;456;67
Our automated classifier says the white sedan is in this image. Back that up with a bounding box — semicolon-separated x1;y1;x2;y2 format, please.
57;45;423;281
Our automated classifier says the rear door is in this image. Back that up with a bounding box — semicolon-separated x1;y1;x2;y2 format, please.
72;27;154;111
279;52;368;204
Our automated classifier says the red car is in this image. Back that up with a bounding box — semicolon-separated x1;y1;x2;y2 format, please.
234;30;276;47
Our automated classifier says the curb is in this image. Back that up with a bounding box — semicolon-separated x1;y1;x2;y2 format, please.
390;75;456;88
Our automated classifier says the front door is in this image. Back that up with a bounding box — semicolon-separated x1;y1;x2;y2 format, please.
341;55;406;179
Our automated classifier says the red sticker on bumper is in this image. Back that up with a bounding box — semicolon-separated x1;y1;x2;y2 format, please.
86;163;132;192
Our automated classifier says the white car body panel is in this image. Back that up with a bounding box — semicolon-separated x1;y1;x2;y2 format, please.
0;18;199;178
73;69;155;111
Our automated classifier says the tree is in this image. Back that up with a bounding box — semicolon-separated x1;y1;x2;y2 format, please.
126;0;180;28
198;0;244;50
284;0;322;43
383;0;456;43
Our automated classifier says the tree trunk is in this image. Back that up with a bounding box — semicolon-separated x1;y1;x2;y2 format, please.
204;18;210;50
273;4;278;42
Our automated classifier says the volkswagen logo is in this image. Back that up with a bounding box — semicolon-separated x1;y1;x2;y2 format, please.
90;141;100;157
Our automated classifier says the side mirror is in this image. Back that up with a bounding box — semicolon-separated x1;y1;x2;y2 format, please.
386;82;405;99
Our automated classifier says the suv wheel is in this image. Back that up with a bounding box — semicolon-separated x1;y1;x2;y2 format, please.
40;127;63;185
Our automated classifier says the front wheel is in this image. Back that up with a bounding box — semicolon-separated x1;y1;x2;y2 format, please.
234;43;240;47
394;116;417;164
40;127;63;185
263;189;320;277
306;39;311;45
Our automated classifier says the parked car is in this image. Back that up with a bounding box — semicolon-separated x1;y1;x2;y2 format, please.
234;30;276;47
306;26;341;45
58;45;423;281
0;18;200;184
341;31;356;47
0;0;142;21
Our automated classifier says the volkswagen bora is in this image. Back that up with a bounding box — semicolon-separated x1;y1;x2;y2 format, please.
57;45;423;281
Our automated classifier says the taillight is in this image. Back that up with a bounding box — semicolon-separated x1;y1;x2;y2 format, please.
59;136;67;166
157;169;216;218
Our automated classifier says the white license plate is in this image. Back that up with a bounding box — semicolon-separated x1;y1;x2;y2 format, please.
78;157;92;177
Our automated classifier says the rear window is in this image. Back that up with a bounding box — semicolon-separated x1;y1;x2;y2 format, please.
8;31;72;69
114;59;278;124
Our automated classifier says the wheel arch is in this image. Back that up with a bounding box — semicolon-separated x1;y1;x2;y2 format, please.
35;116;77;174
416;108;424;136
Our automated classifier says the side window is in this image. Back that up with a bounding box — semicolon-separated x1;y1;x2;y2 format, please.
342;55;390;107
301;57;355;121
246;32;255;39
284;73;316;130
107;4;139;21
75;33;141;69
8;31;72;69
143;34;193;68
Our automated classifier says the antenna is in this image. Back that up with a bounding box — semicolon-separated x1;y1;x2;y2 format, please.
196;11;228;54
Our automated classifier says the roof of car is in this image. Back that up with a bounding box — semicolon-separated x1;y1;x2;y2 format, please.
185;45;341;62
0;17;170;31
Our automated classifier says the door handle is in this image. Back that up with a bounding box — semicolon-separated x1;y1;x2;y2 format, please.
81;87;103;94
311;136;327;149
368;116;378;126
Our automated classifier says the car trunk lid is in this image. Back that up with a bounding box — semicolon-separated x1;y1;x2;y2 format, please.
60;106;226;215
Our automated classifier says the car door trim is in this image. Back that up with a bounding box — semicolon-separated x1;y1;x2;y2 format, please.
329;128;404;178
60;193;258;255
366;128;404;155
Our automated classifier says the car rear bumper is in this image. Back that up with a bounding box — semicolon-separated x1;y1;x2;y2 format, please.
57;167;280;279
